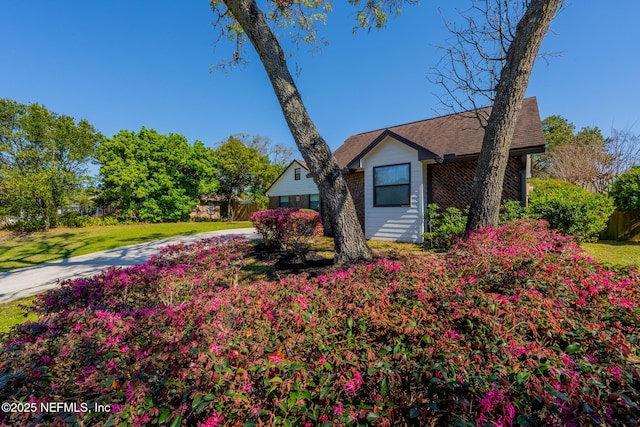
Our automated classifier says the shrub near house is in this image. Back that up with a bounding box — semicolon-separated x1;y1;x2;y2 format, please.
528;178;614;241
423;180;615;247
0;221;638;426
251;208;322;260
611;165;640;211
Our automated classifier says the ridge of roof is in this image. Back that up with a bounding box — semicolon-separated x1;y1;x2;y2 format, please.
346;98;514;138
334;96;544;169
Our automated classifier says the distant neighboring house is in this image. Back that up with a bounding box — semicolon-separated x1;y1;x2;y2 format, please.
190;195;223;220
267;97;546;243
190;195;261;221
266;160;321;211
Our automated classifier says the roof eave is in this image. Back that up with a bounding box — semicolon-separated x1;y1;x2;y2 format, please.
346;129;439;169
438;145;546;163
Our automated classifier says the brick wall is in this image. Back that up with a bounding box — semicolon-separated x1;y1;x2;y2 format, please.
268;195;310;210
429;157;521;210
268;197;279;210
321;171;365;236
290;195;311;209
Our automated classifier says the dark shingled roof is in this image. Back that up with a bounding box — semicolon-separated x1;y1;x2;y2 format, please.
334;97;546;169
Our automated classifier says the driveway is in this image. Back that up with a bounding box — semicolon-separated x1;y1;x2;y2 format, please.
0;228;260;304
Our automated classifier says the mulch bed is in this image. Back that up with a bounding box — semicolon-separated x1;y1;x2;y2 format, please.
251;243;339;280
249;242;423;281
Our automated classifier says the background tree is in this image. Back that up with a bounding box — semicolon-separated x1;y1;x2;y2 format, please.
431;0;563;231
536;115;640;194
545;125;609;192
540;114;575;148
97;128;218;222
190;139;220;197
232;133;293;173
431;1;526;116
208;0;408;262
532;114;574;174
214;135;278;219
67;175;100;217
0;98;102;230
605;128;640;180
609;166;640;212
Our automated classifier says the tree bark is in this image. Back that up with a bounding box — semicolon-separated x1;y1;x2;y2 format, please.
222;0;373;263
466;0;563;231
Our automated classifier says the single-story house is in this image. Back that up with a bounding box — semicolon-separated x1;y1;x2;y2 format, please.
266;160;321;211
267;97;546;242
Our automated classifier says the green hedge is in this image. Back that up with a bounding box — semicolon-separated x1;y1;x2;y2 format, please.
610;165;640;211
528;178;614;241
422;180;615;244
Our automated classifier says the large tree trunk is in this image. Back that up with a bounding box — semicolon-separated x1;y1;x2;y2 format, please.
222;0;372;263
466;0;562;231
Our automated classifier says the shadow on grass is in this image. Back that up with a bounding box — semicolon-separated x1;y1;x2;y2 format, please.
0;239;81;272
0;233;166;273
56;232;77;239
115;233;168;245
0;296;38;334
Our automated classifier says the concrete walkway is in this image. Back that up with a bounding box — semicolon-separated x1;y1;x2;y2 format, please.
0;228;260;304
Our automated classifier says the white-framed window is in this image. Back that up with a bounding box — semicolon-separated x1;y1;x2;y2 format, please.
309;194;320;211
373;163;410;207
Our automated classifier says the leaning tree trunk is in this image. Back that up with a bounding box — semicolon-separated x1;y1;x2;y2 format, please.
222;0;372;263
466;0;563;231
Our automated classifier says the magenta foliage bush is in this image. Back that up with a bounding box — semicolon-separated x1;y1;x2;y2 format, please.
250;208;322;259
250;208;286;247
1;220;638;426
35;235;250;313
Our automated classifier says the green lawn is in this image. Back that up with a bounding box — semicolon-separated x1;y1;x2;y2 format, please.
0;296;37;334
582;240;640;267
0;221;252;333
0;221;252;272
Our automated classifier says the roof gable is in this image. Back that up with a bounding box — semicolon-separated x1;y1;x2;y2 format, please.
334;97;546;169
347;129;440;169
265;159;313;195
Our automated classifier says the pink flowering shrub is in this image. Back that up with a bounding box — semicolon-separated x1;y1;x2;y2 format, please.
33;235;250;314
250;208;287;247
250;208;322;260
1;220;638;426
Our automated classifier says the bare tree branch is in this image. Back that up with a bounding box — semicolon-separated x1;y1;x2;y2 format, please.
465;0;564;230
429;0;564;125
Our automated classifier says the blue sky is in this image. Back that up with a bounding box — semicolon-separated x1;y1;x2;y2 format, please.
1;1;639;166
